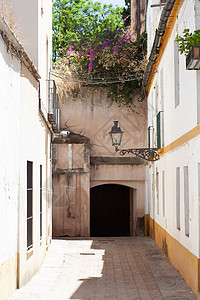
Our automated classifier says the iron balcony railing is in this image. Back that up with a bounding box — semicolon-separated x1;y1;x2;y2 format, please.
48;80;60;132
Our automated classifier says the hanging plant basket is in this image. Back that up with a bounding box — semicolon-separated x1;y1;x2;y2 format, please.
186;45;200;70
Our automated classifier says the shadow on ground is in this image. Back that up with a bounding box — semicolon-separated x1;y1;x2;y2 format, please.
66;237;196;300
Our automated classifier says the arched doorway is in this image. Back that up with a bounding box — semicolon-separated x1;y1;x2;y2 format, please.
90;184;130;237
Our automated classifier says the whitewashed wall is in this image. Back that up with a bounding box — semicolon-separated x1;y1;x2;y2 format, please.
10;0;53;286
146;0;163;54
0;0;53;292
11;0;52;118
0;33;20;265
146;0;200;258
38;0;52;118
17;64;52;287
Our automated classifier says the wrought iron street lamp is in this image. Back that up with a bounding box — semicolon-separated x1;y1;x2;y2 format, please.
109;121;124;148
109;121;159;162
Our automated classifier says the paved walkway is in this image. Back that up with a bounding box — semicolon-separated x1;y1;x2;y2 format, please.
9;237;196;300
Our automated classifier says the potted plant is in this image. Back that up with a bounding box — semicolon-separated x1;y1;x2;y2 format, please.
175;29;200;70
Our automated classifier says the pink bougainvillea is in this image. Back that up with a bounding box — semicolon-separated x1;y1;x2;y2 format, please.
114;44;118;55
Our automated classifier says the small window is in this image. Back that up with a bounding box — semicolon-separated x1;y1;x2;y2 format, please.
198;164;200;242
176;167;180;230
198;163;200;204
40;165;42;239
174;41;180;107
27;161;33;249
184;166;189;237
156;111;164;149
162;171;165;217
156;171;159;215
148;126;154;148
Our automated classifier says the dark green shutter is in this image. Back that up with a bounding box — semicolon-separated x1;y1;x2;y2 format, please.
157;112;161;149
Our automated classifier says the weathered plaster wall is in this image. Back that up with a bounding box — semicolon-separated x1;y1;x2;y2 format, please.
53;172;90;237
11;0;52;119
146;0;163;53
11;0;38;66
0;33;20;300
38;0;52;119
53;87;147;237
17;63;52;288
59;88;147;156
131;0;148;39
0;0;52;294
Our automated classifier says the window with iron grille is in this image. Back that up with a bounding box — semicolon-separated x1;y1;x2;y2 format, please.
27;161;33;249
174;41;180;107
40;165;42;239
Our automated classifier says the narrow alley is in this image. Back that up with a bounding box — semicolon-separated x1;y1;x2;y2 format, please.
9;237;196;300
2;0;200;299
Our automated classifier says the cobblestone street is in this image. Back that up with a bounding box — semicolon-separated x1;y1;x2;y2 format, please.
9;237;196;300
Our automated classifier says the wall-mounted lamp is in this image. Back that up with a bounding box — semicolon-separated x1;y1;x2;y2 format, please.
109;121;159;161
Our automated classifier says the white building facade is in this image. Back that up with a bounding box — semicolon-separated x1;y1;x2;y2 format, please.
0;0;54;298
145;0;200;296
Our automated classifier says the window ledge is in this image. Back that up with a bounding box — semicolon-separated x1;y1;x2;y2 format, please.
26;247;33;260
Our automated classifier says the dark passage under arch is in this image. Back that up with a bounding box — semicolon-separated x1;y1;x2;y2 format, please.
90;184;130;237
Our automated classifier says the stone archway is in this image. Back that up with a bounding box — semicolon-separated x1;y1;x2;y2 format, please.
90;184;131;237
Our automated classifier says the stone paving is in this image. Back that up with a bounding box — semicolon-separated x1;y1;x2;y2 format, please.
9;237;196;300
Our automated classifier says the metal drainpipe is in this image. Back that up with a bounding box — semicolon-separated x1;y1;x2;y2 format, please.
141;0;177;101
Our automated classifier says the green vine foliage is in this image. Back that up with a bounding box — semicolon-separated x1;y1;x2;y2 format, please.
53;0;123;61
122;0;131;27
54;29;147;110
104;32;147;108
53;0;147;110
175;29;200;56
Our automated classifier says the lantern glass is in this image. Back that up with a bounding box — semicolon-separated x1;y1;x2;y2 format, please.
109;121;123;147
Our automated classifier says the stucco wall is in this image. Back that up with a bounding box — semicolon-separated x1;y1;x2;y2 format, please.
131;0;148;39
11;0;52;119
53;86;147;237
0;32;20;300
146;0;163;54
0;0;53;294
11;0;38;66
17;63;52;287
145;1;200;295
146;0;200;260
59;87;147;156
38;0;52;119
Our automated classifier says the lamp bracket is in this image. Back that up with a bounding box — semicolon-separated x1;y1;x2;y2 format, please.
115;147;159;162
